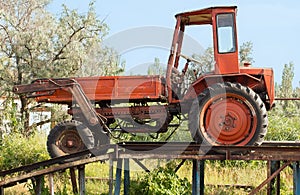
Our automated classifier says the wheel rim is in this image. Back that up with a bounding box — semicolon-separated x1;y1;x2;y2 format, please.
56;130;85;154
200;93;257;145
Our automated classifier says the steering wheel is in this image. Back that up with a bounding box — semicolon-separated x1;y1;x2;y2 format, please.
179;53;202;65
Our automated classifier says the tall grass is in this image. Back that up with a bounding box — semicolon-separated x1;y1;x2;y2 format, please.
0;132;49;170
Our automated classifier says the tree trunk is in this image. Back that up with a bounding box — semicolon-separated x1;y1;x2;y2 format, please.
20;95;30;136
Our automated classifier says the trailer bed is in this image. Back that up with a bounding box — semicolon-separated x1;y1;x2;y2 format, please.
35;75;165;104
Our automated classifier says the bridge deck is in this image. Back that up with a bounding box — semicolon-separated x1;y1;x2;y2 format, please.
1;141;300;194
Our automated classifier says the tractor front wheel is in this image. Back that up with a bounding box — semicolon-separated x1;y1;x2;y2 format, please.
189;82;268;146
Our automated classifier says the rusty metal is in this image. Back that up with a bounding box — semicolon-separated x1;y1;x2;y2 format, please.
70;104;173;133
293;162;300;194
175;159;187;173
49;173;54;195
0;154;110;188
267;161;281;195
116;142;300;161
70;168;78;194
262;141;300;146
249;161;291;195
114;159;122;195
132;158;150;173
2;142;300;193
0;144;110;177
109;157;114;195
275;98;300;101
66;82;100;126
14;79;104;127
124;159;130;195
4;141;300;181
14;76;165;103
13;6;276;151
71;105;171;119
0;141;298;177
78;165;86;195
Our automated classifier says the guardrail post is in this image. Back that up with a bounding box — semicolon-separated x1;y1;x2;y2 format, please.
109;157;114;195
267;161;280;195
124;159;130;195
293;162;300;195
49;173;54;195
192;160;205;195
114;159;123;195
78;165;85;195
34;176;42;195
70;167;78;194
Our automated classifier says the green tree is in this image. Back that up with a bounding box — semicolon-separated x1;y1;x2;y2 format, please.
191;47;214;78
266;62;300;141
295;82;300;110
239;41;254;64
181;47;214;88
147;57;165;76
277;62;295;111
0;0;123;135
279;62;294;97
188;41;254;80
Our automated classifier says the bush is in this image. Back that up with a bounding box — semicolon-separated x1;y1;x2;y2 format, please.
130;161;191;195
0;132;49;170
266;109;300;141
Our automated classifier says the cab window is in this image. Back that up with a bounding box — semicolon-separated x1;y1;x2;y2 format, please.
216;13;236;53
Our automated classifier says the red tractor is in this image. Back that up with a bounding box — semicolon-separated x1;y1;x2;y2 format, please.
13;6;275;158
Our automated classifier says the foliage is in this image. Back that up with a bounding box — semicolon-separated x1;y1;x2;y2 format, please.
189;42;254;80
191;47;215;75
276;62;297;111
25;171;71;195
0;132;49;170
0;97;24;135
147;58;165;76
266;108;300;141
266;62;300;141
26;177;50;195
239;41;254;64
0;0;123;135
279;62;294;97
130;161;191;195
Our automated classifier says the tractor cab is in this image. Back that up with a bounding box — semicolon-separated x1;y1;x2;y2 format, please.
166;6;274;107
166;6;240;102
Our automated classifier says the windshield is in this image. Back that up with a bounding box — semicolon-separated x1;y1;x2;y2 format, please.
216;13;236;53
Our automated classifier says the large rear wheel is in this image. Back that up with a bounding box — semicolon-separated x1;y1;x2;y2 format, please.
189;82;268;146
47;120;94;160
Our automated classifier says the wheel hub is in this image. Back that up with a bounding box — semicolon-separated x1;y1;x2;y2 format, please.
57;130;84;153
66;139;75;147
202;95;257;145
220;112;236;131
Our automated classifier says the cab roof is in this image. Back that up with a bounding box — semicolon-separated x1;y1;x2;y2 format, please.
175;6;237;25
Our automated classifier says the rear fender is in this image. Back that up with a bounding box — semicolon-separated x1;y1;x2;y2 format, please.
181;73;265;112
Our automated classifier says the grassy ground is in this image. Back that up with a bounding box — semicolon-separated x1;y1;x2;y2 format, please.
5;159;294;194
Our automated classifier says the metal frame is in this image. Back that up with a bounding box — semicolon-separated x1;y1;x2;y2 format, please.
1;142;300;194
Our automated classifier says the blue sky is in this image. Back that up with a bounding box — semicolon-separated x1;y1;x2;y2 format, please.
48;0;300;87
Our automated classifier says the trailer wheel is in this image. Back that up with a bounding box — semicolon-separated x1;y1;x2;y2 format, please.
47;120;94;160
189;82;268;146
